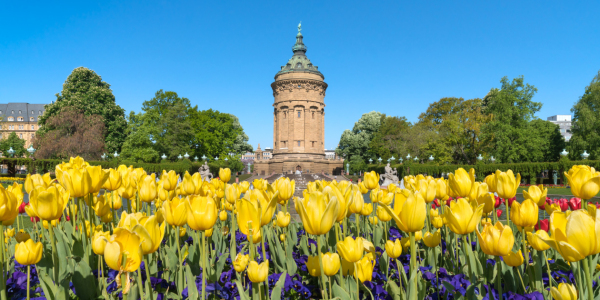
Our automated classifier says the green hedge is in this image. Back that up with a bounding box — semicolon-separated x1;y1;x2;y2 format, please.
367;159;598;184
0;158;244;177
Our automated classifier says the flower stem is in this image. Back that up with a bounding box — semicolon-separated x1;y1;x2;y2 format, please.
121;253;128;300
143;255;154;300
461;235;474;283
410;232;417;300
27;265;30;300
496;256;503;300
0;225;6;300
583;257;594;300
202;231;207;300
397;258;406;300
542;251;552;291
48;223;60;283
356;215;360;236
317;235;328;300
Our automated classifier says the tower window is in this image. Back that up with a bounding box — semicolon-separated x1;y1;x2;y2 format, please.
296;63;302;68
31;125;34;130
297;141;301;147
283;112;286;119
312;141;315;147
298;111;301;118
312;112;315;119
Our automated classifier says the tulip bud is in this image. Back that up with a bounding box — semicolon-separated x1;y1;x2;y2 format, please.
15;239;43;265
385;239;402;258
219;210;228;221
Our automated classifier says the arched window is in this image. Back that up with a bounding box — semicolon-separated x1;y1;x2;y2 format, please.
18;110;21;114
17;117;23;121
8;117;13;121
39;110;41;114
30;117;34;121
31;110;34;114
296;63;302;69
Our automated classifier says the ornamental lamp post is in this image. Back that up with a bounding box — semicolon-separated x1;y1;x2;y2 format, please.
377;157;382;164
477;154;483;161
27;145;35;157
399;158;403;163
390;155;395;162
387;158;390;163
215;157;219;161
428;155;434;161
194;156;198;162
184;152;190;159
101;153;106;160
346;163;349;175
161;153;167;160
202;155;207;161
414;156;418;162
369;158;373;164
178;154;182;160
560;149;568;157
224;157;229;162
7;147;14;158
581;150;590;160
406;153;411;160
113;151;119;158
490;156;496;163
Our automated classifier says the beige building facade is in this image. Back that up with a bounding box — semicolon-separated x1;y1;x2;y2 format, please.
255;25;343;175
0;103;45;148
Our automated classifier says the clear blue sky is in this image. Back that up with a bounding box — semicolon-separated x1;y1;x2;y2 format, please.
1;1;599;151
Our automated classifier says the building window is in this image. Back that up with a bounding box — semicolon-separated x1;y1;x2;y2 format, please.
31;133;34;138
312;141;315;147
297;141;301;147
31;110;34;114
19;125;23;130
298;111;301;118
296;63;302;68
18;110;21;114
19;134;22;138
312;112;315;119
39;110;41;114
7;117;13;121
31;125;34;130
30;117;34;121
11;111;14;114
17;117;23;121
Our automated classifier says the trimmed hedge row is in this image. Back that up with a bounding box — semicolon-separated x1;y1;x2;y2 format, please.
366;159;598;184
0;158;240;177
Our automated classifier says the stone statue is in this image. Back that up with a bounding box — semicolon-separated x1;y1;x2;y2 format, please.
199;161;213;181
381;163;399;186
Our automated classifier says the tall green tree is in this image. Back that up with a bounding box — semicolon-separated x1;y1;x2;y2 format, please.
0;132;26;158
368;115;413;161
418;97;490;164
336;111;382;160
38;67;127;153
120;112;160;162
482;76;541;163
568;71;600;160
529;119;565;162
189;109;251;159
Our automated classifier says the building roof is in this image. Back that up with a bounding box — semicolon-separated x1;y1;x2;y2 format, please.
275;24;324;79
0;103;47;122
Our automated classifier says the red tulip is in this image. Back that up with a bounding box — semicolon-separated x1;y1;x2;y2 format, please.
507;197;516;207
556;198;568;211
496;209;503;218
432;199;440;209
18;202;28;214
568;198;582;211
535;219;549;232
30;216;40;223
494;196;504;208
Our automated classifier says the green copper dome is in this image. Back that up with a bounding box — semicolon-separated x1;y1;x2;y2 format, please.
276;24;323;79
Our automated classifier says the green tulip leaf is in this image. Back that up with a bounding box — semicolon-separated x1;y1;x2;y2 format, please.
185;264;199;300
270;271;287;300
73;260;98;300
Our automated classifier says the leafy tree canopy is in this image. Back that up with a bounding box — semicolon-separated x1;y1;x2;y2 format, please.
0;132;26;158
336;111;382;161
38;67;127;153
568;71;600;160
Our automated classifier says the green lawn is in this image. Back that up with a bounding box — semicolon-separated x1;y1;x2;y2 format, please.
233;174;252;183
517;186;574;196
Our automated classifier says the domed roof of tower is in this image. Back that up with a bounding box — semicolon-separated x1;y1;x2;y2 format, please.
276;23;324;79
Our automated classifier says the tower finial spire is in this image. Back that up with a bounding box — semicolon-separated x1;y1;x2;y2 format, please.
298;22;302;33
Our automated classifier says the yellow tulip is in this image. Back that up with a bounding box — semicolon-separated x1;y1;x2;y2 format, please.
448;168;475;198
15;239;43;265
502;250;524;267
376;206;392;222
61;166;92;198
355;255;375;282
368;216;378;225
432;216;444;229
163;197;188;227
323;185;348;222
180;172;196;196
564;165;600;200
186;195;218;231
111;192;122;210
219;210;228;221
92;231;110;255
550;283;578;300
348;190;364;215
0;185;21;223
400;236;411;251
546;203;562;215
481;218;492;227
294;191;339;236
358;182;368;194
527;230;551;251
336;236;364;263
236;198;262;243
495;170;521;200
363;171;379;190
248;261;269;283
510;199;538;228
279;234;285;242
86;165;109;195
416;178;437;203
423;231;441;247
219;168;231;183
276;177;295;203
381;190;426;233
4;228;14;238
443;198;484;235
29;185;69;221
484;173;498;193
244;189;279;226
225;184;239;204
276;211;291;227
135;216;165;254
306;253;340;277
93;194;112;217
360;203;373;216
104;228;143;272
102;168;122;191
469;182;494;215
523;185;548;206
233;253;250;272
25;173;51;194
118;180;136;201
158;170;176;191
476;222;514;256
370;188;382;204
179;227;187;237
139;174;157;203
435;178;449;201
385;239;402;258
535;210;600;262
